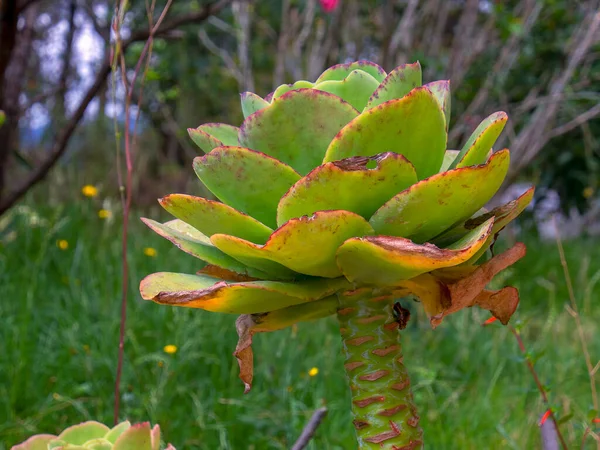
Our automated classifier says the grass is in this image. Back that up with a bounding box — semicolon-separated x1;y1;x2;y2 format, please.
1;198;599;449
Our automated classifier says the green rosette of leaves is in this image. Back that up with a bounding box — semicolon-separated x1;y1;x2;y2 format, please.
140;60;533;449
13;421;175;450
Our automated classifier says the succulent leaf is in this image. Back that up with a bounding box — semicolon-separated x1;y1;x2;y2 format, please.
451;111;508;169
57;422;110;445
141;219;271;279
193;147;301;228
324;87;447;180
316;60;387;83
235;296;338;392
212;210;374;277
365;61;422;109
11;435;56;450
271;80;314;99
239;89;358;175
82;438;112;450
112;423;152;450
425;80;451;130
439;150;460;172
159;194;272;244
277;152;417;226
313;69;380;110
188;123;239;153
370;150;510;242
457;187;535;265
240;92;269;118
103;422;131;444
13;422;172;450
140;272;350;313
336;218;494;285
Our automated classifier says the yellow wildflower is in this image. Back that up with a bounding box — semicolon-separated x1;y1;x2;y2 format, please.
57;239;69;250
583;186;594;199
52;393;60;400
163;344;177;354
81;185;98;197
308;367;319;377
158;361;164;367
144;247;157;257
98;209;111;219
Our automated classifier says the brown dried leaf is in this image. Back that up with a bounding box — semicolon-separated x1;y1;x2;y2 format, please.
234;315;256;394
429;242;526;327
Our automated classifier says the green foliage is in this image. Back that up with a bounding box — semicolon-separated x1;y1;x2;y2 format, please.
1;202;598;448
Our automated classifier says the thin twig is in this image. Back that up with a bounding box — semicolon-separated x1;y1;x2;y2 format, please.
291;407;328;450
113;0;173;425
508;325;569;450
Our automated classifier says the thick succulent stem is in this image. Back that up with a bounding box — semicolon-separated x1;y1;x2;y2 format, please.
337;289;423;449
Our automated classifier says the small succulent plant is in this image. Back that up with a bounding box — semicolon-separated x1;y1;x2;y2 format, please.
140;60;532;448
13;421;175;450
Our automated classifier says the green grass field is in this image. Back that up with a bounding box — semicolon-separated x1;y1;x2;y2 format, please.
1;200;599;449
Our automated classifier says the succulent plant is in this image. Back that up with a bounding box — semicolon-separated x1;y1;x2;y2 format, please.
12;421;175;450
140;60;532;449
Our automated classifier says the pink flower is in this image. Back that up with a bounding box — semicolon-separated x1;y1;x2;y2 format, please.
320;0;339;13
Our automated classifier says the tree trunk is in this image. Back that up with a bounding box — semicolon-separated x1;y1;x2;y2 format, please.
0;1;37;201
337;289;423;449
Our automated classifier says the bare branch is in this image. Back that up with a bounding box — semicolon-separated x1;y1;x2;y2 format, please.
273;0;291;87
548;102;600;139
291;0;316;80
0;0;233;214
389;0;419;65
291;407;328;450
509;10;600;178
232;0;254;91
198;28;243;83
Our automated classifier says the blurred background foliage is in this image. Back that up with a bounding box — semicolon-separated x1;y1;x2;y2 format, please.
0;0;599;217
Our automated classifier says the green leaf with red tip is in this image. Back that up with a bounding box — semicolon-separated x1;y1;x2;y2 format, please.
212;210;374;278
451;112;508;169
370;150;510;243
11;435;56;450
57;422;110;445
313;70;380;110
324;87;447;180
150;425;161;450
425;80;451;130
240;92;269;118
188;123;239;153
448;187;535;264
277;153;417;226
336;218;494;285
316;60;387;83
159;194;272;244
271;80;314;99
239;89;358;175
104;422;131;444
112;422;152;450
193;147;300;228
365;62;422;109
141;218;272;279
235;296;338;392
140;272;350;314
